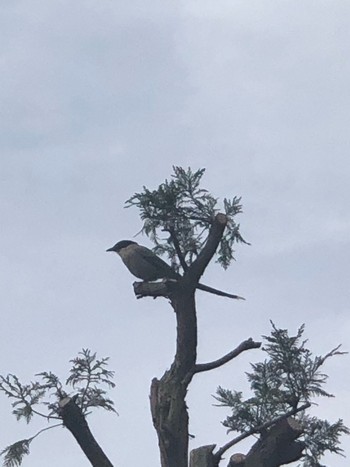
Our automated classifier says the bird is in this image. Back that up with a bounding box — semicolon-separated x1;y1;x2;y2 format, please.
106;240;244;300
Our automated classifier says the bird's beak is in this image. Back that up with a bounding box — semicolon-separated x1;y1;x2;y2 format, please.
106;247;114;252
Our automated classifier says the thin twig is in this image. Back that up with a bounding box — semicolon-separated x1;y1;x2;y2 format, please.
318;344;347;366
31;408;61;421
80;362;92;411
30;422;64;441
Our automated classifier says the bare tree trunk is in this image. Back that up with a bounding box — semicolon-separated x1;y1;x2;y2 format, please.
150;289;197;467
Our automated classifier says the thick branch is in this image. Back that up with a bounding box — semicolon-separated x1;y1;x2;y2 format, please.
214;402;311;461
59;397;113;467
133;280;179;299
186;213;227;286
133;280;244;301
194;339;261;374
235;417;306;467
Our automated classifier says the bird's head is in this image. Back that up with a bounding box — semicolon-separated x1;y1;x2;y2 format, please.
106;240;137;253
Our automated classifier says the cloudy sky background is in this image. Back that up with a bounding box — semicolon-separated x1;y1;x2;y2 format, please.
1;1;350;465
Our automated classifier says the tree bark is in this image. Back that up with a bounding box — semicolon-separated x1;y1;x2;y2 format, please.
228;418;305;467
189;445;217;467
59;397;114;467
150;289;197;467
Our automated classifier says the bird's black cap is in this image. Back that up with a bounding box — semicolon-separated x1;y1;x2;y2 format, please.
106;240;137;253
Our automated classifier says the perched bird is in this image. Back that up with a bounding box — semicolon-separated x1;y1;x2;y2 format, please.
106;240;244;300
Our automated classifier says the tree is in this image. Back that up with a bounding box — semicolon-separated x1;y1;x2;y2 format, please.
0;167;348;466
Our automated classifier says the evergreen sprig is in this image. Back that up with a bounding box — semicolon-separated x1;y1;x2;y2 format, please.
1;439;32;467
66;349;116;414
300;416;350;466
126;166;248;269
0;375;48;423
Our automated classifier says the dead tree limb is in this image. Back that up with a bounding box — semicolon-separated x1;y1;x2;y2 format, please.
194;339;261;374
59;397;114;467
231;417;305;467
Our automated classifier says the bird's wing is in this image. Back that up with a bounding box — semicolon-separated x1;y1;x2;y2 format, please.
138;246;179;278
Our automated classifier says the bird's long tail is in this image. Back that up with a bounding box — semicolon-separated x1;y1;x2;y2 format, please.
196;283;245;300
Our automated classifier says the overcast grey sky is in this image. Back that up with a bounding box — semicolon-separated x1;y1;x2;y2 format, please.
1;1;350;466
